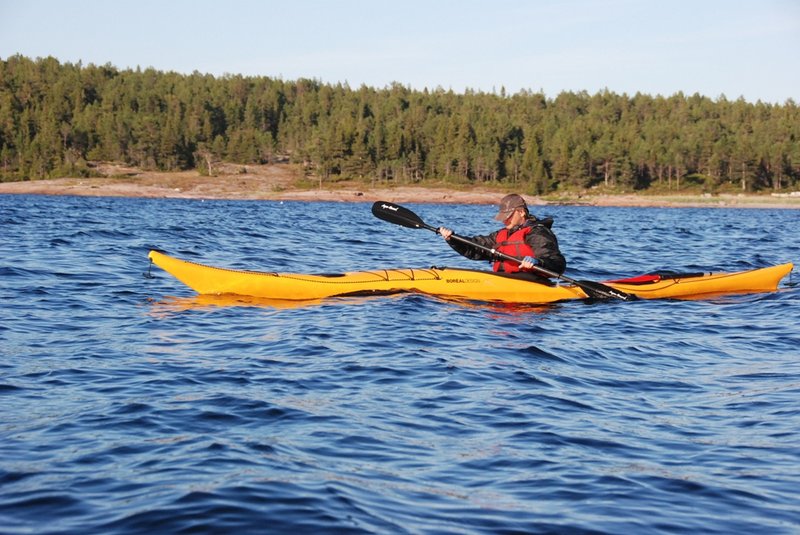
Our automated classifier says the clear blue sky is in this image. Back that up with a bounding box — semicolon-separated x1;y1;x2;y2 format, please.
1;0;798;104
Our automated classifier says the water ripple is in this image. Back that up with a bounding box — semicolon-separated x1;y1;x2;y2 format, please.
0;195;798;533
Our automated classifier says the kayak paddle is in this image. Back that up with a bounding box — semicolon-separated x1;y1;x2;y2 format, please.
371;201;637;301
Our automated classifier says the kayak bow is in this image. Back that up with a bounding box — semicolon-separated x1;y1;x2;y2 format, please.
147;250;793;305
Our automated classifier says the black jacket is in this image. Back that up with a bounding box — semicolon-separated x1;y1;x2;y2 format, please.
447;217;567;275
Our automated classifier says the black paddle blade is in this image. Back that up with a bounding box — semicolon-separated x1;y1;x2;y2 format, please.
372;201;432;231
578;280;638;301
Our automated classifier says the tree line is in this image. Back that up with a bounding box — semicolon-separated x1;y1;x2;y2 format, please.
1;54;798;193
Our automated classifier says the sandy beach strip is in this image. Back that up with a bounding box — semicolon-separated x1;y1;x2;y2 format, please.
1;169;799;209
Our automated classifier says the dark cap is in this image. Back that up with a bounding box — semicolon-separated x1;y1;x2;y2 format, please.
494;194;527;221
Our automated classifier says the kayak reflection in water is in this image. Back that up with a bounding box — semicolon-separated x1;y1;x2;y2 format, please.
439;194;567;280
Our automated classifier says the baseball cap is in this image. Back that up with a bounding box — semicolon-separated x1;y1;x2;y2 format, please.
494;194;527;221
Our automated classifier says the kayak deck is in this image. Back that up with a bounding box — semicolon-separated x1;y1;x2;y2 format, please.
148;250;793;305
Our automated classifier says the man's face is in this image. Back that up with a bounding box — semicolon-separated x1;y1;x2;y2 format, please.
502;208;525;230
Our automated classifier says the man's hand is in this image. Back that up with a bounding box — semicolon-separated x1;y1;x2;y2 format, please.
438;227;453;240
520;256;540;269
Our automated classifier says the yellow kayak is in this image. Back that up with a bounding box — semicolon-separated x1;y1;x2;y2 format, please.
148;250;793;305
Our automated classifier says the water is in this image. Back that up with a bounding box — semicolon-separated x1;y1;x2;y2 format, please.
1;194;798;534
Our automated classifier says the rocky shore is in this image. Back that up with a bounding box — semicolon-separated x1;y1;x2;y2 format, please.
1;163;798;209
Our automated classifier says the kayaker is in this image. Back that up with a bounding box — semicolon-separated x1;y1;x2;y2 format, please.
439;193;567;277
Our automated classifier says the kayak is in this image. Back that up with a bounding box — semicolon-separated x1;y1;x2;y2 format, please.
148;250;793;305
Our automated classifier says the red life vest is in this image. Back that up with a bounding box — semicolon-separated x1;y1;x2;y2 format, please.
493;226;535;273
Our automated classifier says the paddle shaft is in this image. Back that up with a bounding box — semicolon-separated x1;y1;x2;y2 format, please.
371;200;636;301
447;232;566;279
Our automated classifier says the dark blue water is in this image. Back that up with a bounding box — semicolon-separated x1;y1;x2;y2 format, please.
1;194;798;534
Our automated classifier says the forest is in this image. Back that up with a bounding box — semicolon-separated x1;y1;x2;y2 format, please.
1;54;799;193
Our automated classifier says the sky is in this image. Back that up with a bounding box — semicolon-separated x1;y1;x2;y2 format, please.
1;0;798;104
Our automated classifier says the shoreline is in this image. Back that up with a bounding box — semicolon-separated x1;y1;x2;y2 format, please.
1;165;799;209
